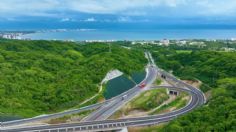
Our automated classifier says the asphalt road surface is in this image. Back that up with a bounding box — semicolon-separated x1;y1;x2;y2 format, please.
82;65;157;121
1;84;205;132
0;52;205;131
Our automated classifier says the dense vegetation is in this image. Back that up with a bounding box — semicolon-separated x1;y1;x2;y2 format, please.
0;39;147;117
152;49;236;90
120;42;236;131
148;47;236;131
160;80;236;131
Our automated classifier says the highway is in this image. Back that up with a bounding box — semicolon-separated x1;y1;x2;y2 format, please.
82;64;157;121
1;85;204;132
0;52;206;132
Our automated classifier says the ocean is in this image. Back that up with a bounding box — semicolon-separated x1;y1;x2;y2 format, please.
21;29;236;41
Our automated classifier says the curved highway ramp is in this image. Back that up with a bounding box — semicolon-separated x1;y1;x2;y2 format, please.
0;52;206;132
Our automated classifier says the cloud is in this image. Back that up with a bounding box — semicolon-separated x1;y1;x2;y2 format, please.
0;0;60;17
196;0;236;16
67;0;184;14
0;0;236;19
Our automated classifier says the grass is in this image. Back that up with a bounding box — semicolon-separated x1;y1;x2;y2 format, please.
130;89;169;111
123;91;190;131
47;110;93;124
155;79;162;85
109;110;123;119
110;89;170;119
150;92;189;115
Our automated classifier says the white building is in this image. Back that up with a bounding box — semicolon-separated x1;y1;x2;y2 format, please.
179;40;187;45
85;40;116;43
231;38;236;41
161;39;170;46
0;33;23;40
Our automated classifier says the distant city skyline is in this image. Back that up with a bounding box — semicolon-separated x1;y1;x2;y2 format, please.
0;0;236;30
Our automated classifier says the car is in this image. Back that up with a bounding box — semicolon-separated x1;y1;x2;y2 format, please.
122;95;127;100
139;82;146;88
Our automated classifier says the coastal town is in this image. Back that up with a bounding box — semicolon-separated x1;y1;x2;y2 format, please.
1;31;236;52
0;31;33;40
0;33;23;40
85;39;236;51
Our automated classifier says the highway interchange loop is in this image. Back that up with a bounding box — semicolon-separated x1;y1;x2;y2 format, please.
0;52;206;132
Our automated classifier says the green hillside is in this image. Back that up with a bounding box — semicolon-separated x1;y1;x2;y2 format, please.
0;40;147;118
150;48;236;131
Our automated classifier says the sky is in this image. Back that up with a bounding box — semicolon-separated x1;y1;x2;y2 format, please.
0;0;236;30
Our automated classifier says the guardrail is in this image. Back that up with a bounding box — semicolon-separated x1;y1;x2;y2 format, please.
1;52;206;132
1;85;204;132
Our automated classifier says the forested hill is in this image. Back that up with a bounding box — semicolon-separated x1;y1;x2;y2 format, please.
150;48;236;131
0;40;147;117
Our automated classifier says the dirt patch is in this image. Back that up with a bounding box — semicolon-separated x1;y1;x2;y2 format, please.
98;97;105;103
205;90;212;101
183;95;190;101
110;108;148;119
158;109;172;114
47;117;69;124
47;114;87;124
70;115;86;122
125;109;148;118
119;107;149;118
169;106;177;111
